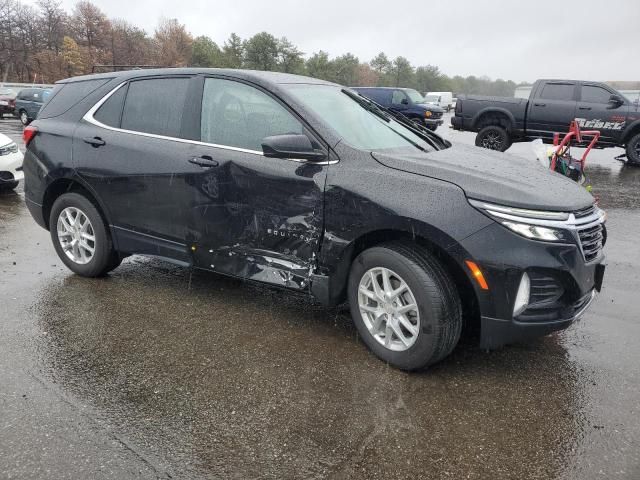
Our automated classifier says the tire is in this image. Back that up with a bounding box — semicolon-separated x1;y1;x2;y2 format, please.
348;242;462;370
19;110;30;126
0;181;19;192
475;125;511;152
49;192;120;277
625;133;640;165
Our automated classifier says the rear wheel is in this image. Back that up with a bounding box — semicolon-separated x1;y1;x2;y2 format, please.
625;133;640;165
49;192;120;277
348;242;462;370
475;125;511;152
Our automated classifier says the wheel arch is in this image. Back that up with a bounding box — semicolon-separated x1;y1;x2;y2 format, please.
322;227;481;337
621;119;640;144
42;177;112;232
472;108;515;132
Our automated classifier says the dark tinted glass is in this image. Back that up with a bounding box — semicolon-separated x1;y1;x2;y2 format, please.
38;79;109;118
581;85;612;104
121;78;189;137
93;85;127;127
201;78;303;151
540;83;575;101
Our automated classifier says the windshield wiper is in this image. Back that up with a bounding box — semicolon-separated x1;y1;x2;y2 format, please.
341;88;392;122
342;89;448;151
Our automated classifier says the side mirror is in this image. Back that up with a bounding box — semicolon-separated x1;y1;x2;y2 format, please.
401;98;409;105
608;94;624;108
261;134;326;162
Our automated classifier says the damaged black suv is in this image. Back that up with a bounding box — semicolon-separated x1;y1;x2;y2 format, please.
23;69;606;370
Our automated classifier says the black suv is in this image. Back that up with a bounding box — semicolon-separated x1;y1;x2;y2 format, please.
23;69;606;370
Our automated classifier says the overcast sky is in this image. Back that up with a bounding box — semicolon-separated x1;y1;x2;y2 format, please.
27;0;640;82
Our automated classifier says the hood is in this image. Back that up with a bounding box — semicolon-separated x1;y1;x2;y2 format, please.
372;144;594;212
416;103;444;113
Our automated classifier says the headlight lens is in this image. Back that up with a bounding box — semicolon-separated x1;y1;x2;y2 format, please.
0;142;18;156
425;110;432;118
501;221;572;242
469;199;575;243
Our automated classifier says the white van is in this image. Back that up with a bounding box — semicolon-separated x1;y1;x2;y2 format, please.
424;92;453;112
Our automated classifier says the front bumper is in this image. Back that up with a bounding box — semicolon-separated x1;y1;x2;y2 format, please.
424;118;444;128
451;221;606;349
0;150;24;184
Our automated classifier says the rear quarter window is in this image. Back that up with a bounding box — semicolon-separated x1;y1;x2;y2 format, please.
38;79;111;119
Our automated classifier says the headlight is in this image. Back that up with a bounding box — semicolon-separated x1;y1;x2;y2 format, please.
425;110;432;118
500;221;572;242
469;199;574;243
0;142;18;156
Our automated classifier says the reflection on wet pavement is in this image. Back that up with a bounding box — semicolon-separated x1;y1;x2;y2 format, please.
36;259;584;479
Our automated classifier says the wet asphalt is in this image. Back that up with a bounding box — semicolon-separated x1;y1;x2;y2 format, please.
1;116;639;479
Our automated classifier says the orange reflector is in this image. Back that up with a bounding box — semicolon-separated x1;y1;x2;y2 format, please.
465;260;489;290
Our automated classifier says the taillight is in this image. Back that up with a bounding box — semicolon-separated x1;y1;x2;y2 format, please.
23;126;38;146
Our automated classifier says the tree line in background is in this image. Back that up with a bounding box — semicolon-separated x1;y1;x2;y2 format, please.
0;0;521;96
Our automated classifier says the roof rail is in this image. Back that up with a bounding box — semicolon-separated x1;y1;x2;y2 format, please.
91;65;169;73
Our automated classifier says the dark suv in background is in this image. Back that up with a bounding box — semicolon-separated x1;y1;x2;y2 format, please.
351;87;444;130
15;87;52;125
23;69;605;370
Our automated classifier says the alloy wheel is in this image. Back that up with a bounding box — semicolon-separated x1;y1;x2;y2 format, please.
56;207;96;264
20;111;28;125
357;267;420;352
481;132;503;150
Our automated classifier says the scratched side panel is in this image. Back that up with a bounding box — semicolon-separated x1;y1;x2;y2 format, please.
187;147;327;290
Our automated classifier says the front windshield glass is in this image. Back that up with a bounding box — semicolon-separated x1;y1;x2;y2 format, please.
286;84;435;153
424;95;439;102
405;89;425;103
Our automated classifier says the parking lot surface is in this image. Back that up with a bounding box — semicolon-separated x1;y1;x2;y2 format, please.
1;115;639;479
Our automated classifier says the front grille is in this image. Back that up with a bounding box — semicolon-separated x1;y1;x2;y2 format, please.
430;112;443;119
574;205;596;219
578;223;604;262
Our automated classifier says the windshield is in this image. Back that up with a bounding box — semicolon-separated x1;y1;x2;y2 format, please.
405;89;425;103
425;95;440;102
286;85;435;153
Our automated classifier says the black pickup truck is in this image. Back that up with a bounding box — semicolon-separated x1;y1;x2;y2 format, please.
451;79;640;164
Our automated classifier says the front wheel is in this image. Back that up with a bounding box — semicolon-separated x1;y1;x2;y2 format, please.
348;242;462;370
49;192;120;277
475;125;511;152
625;133;640;165
19;110;29;125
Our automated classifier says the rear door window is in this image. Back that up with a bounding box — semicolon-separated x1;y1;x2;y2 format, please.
120;77;190;138
200;77;303;152
539;83;575;101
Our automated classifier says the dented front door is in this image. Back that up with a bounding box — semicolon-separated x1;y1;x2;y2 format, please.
187;148;327;289
187;76;328;289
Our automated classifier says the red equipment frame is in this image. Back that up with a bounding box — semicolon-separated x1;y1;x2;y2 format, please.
550;121;600;171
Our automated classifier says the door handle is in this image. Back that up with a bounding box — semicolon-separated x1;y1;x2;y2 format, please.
533;102;546;107
578;106;592;110
188;155;219;168
83;136;106;147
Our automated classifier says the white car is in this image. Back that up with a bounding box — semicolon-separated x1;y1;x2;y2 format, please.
0;132;23;191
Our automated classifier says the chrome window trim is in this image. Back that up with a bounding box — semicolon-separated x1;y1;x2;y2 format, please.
83;81;338;165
